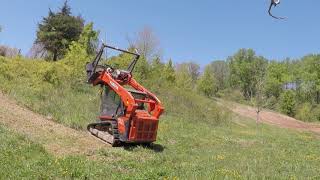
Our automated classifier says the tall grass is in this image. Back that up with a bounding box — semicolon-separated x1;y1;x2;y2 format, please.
0;56;229;129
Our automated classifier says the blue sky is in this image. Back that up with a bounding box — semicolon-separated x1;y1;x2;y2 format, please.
0;0;320;65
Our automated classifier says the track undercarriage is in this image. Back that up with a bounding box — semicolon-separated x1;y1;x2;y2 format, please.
87;121;120;146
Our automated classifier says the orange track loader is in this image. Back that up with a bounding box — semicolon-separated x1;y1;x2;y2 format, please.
86;44;164;146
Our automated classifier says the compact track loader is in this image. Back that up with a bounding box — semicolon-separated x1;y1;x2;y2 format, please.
86;44;164;146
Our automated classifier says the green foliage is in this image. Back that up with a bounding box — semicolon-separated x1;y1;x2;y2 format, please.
228;49;267;99
0;56;98;129
0;43;228;130
76;22;99;55
279;90;296;116
185;62;200;82
295;103;314;122
264;61;289;98
36;1;84;61
264;96;278;109
300;55;320;104
175;63;194;90
163;59;176;83
62;22;100;88
134;57;150;82
295;103;320;122
2;45;320;178
210;60;229;91
107;51;150;83
197;64;217;97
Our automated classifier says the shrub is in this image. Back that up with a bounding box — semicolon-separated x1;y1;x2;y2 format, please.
265;96;278;110
295;103;314;122
279;90;296;116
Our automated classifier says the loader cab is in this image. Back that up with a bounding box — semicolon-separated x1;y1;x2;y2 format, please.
100;86;124;118
100;86;147;119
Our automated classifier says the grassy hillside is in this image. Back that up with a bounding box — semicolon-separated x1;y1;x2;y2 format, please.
0;56;227;129
1;115;320;179
1;56;320;179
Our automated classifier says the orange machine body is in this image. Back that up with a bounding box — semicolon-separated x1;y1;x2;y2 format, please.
92;70;164;143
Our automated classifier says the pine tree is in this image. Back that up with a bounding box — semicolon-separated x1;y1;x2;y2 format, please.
164;59;175;83
36;0;84;61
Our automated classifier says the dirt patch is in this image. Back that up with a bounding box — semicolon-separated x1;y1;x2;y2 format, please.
218;99;320;134
0;92;107;156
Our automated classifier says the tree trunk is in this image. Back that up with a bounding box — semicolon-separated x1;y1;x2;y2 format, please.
256;110;260;124
317;91;320;104
53;51;58;61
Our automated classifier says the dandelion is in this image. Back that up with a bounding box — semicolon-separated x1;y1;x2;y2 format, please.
215;154;226;160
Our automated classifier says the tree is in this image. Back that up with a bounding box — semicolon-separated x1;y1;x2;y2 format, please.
264;61;288;99
210;60;229;90
228;49;267;100
73;22;99;55
197;65;217;97
36;1;84;61
279;90;296;116
176;62;200;83
64;23;99;73
251;70;267;124
175;63;194;90
27;43;47;59
163;59;176;83
300;55;320;104
0;45;20;58
132;26;161;61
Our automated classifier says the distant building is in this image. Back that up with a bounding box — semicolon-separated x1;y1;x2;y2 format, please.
283;82;298;90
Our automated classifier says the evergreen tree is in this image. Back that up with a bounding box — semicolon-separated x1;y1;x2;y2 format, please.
164;59;176;83
36;1;84;61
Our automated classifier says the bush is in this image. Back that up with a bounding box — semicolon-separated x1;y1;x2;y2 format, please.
264;96;278;110
279;90;296;117
295;103;314;122
0;52;229;130
313;105;320;122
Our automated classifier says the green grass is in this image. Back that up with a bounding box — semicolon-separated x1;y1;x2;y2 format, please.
1;57;320;179
1;115;320;179
0;125;115;179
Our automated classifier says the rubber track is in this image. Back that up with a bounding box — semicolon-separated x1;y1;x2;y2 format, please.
87;121;120;146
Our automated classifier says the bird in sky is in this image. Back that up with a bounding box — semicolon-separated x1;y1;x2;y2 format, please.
268;0;285;19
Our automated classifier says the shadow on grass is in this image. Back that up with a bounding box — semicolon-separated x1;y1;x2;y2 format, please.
122;143;165;153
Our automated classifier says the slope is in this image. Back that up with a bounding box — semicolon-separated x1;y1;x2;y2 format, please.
0;92;106;156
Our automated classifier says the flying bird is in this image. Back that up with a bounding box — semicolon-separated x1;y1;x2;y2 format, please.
268;0;285;19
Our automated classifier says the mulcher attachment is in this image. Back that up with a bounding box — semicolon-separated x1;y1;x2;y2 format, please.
87;121;120;146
